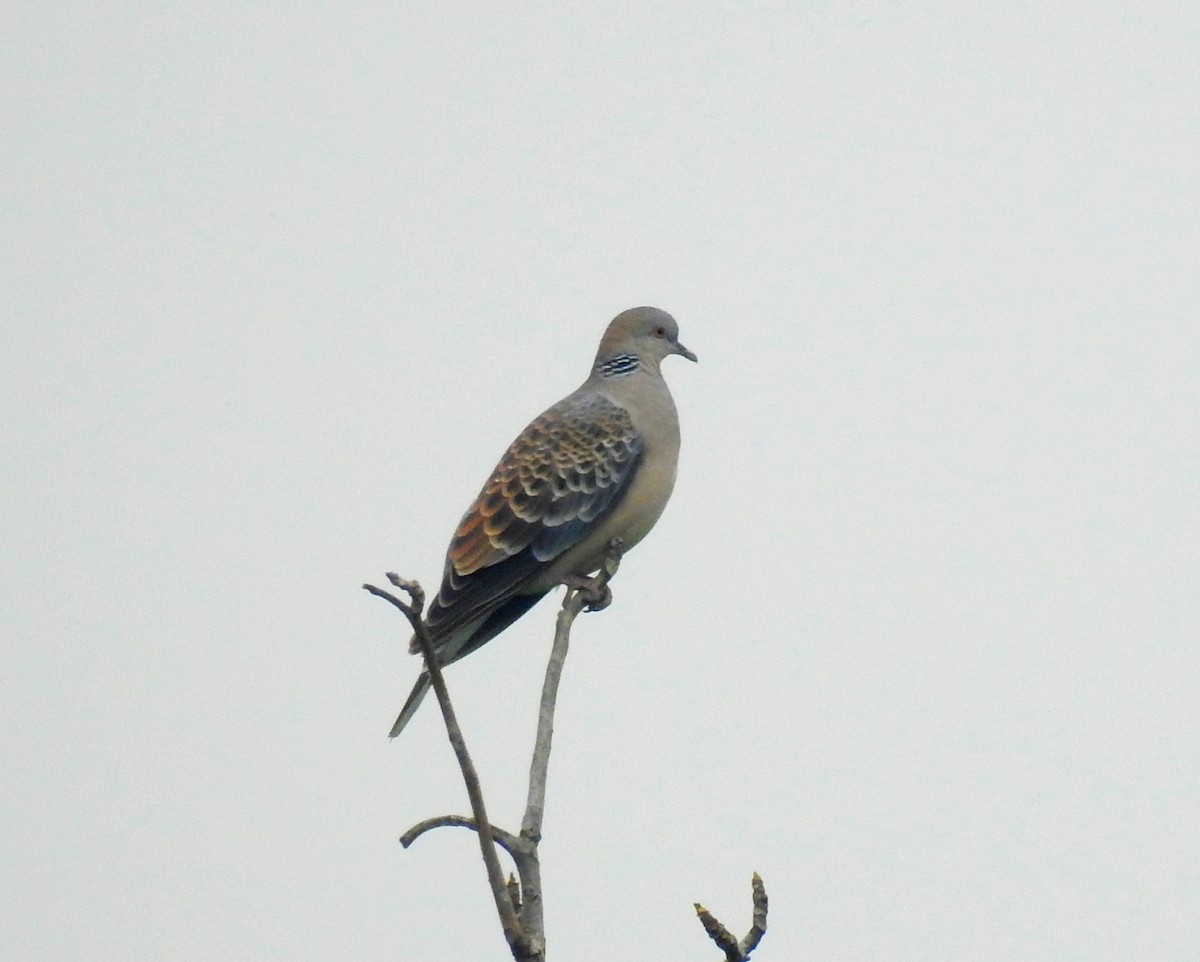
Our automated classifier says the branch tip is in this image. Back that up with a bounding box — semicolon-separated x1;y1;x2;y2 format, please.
367;570;526;956
694;874;769;960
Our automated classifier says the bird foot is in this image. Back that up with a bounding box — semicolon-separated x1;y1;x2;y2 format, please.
561;575;614;611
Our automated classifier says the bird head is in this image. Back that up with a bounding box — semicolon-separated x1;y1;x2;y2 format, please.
596;306;698;371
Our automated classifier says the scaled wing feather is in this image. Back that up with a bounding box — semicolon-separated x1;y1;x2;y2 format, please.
416;392;643;652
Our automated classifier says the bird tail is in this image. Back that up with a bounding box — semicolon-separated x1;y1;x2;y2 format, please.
388;671;431;738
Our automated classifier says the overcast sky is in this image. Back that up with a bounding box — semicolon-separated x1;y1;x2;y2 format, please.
3;3;1197;960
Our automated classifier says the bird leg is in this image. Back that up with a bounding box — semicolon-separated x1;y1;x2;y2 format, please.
560;539;625;611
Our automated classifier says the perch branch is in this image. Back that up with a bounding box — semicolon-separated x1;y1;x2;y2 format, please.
514;541;624;940
372;531;769;960
523;539;625;840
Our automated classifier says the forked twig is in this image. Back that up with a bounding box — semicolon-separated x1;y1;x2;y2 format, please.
694;873;769;960
369;541;767;961
362;576;535;959
365;542;623;962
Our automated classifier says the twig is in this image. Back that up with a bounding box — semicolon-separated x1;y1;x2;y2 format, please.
363;576;536;960
400;815;525;861
695;904;742;959
694;873;769;961
743;872;768;955
371;561;766;961
515;540;625;940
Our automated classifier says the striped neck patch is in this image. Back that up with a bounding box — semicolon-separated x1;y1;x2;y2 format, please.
596;353;641;378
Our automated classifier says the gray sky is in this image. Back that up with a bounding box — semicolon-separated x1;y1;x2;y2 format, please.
3;3;1197;960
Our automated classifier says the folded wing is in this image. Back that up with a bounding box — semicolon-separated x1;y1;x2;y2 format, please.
418;391;644;657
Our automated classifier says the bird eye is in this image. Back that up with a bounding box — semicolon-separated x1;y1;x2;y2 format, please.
654;326;667;337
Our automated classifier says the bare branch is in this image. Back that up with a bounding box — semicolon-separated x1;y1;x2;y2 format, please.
399;815;526;862
695;904;742;958
521;541;625;840
515;541;625;942
364;576;538;961
742;873;768;956
694;874;769;961
372;546;758;962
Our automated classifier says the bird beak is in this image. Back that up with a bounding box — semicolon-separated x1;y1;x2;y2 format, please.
676;341;698;363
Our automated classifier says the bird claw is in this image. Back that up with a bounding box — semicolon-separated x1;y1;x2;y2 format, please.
583;584;613;611
560;575;613;611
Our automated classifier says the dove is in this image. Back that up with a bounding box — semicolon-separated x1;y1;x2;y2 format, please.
390;306;695;737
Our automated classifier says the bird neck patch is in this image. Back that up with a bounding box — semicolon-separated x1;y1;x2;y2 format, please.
595;353;641;378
